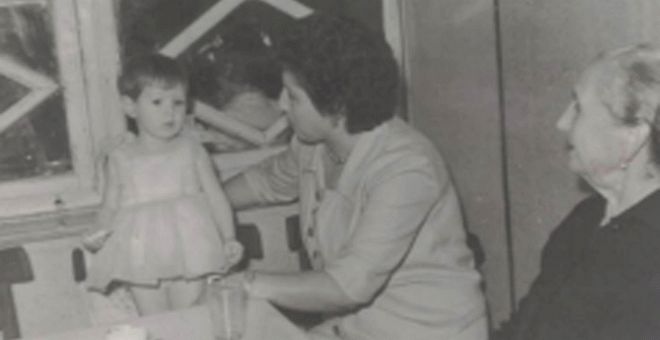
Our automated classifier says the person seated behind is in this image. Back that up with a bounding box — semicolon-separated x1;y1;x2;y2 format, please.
494;44;660;340
190;21;286;152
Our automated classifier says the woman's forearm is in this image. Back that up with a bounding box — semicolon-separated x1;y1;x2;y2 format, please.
248;271;359;312
223;173;264;210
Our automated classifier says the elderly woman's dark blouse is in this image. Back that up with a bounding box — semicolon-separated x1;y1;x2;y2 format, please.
496;190;660;340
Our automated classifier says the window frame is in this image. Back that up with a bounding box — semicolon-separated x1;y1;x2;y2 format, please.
0;0;122;218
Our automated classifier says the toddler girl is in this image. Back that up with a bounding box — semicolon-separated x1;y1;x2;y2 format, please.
83;54;243;315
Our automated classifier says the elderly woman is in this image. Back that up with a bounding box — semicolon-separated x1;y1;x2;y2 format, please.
495;45;660;340
224;14;487;340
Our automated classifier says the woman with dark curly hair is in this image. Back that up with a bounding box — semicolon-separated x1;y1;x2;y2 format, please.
223;14;487;340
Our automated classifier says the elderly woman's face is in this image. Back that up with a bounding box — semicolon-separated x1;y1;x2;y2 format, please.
556;65;637;179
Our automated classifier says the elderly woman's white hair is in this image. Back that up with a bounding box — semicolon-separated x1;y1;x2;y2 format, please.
591;44;660;164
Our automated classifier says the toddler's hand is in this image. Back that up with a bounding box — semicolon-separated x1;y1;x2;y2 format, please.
82;229;112;253
224;239;244;266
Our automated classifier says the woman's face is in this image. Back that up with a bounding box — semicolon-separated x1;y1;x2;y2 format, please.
556;65;638;180
279;70;334;144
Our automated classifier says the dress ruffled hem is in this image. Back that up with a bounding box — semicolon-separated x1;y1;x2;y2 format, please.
86;193;227;292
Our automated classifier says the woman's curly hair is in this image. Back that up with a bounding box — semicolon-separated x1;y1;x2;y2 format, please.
276;14;400;134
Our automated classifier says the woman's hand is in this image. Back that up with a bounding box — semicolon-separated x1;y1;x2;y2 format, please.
224;239;245;266
82;229;112;253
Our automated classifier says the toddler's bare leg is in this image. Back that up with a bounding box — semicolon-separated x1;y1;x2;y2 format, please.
167;278;205;310
128;283;168;316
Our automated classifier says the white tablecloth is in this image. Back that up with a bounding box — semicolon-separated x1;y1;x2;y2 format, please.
23;297;308;340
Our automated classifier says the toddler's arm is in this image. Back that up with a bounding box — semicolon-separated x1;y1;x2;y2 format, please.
83;152;121;252
195;145;244;266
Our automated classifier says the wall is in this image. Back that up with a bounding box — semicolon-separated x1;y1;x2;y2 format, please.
402;0;509;324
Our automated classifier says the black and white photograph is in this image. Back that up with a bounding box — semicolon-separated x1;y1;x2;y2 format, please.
0;0;659;339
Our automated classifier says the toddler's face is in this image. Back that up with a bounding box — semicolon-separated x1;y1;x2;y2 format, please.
127;83;187;140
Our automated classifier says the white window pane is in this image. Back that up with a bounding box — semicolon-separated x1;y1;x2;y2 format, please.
0;2;72;182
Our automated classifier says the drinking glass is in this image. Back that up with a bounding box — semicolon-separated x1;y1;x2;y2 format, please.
207;277;247;340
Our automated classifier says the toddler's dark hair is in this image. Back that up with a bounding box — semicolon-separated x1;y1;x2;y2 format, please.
118;53;189;100
118;54;189;133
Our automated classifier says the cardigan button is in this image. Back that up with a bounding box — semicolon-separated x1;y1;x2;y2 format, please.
307;227;315;237
312;250;321;259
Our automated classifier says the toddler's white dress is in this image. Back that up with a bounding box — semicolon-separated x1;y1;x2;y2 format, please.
87;135;226;292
